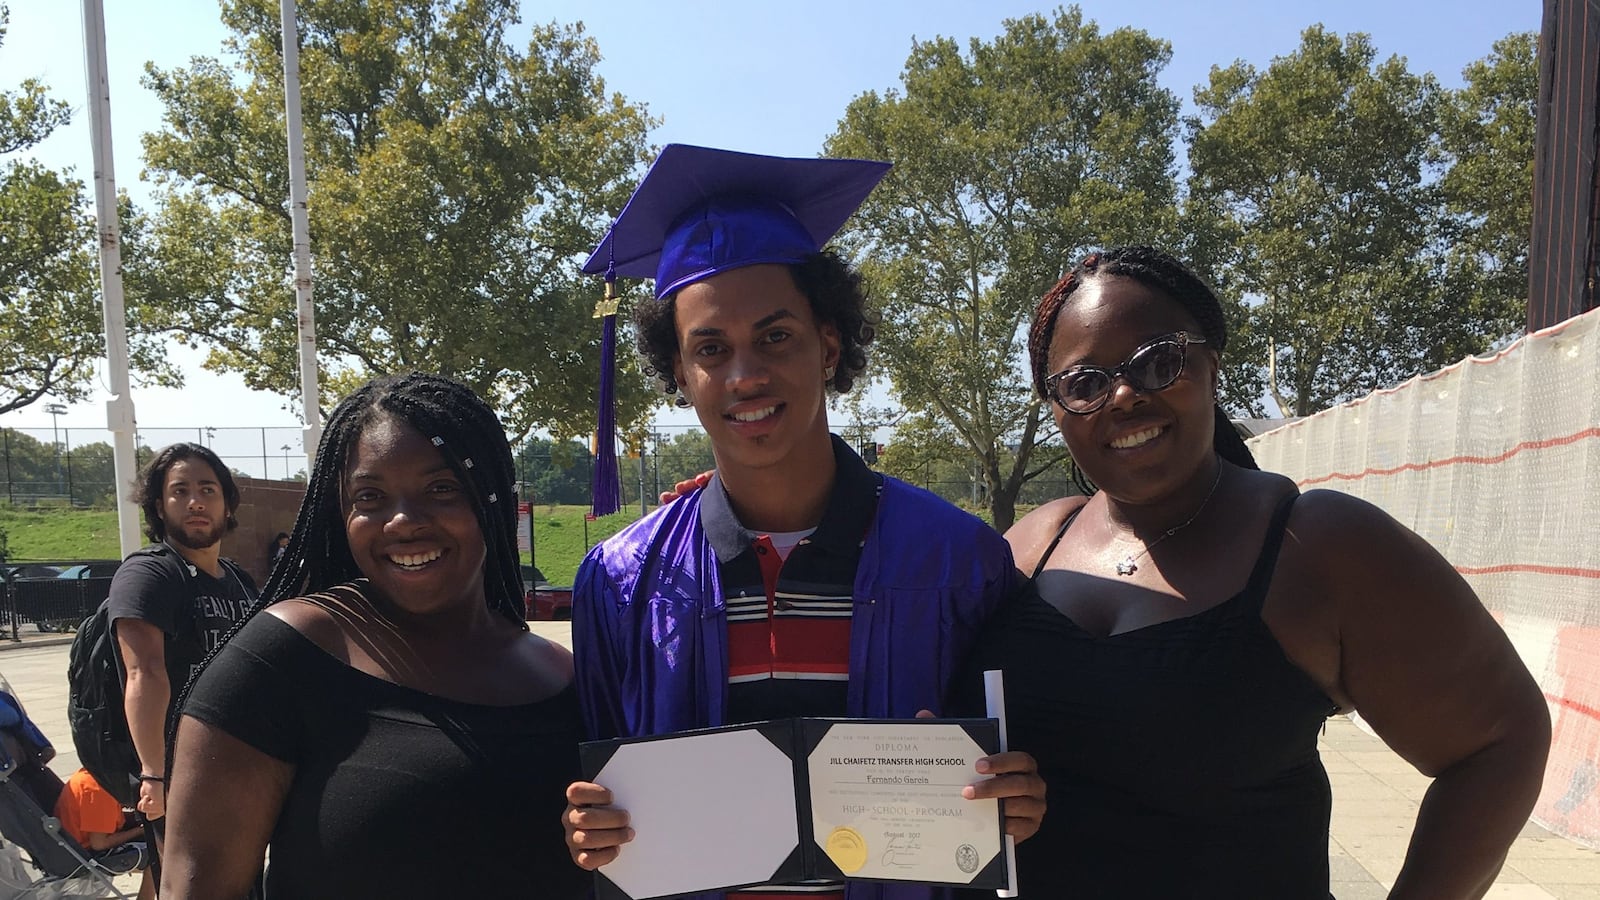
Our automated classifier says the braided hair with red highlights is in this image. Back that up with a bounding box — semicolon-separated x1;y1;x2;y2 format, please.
1028;246;1258;495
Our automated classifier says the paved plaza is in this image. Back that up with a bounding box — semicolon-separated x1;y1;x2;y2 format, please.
1;627;1596;898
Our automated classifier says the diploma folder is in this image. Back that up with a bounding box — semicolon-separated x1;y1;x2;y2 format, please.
580;718;1008;900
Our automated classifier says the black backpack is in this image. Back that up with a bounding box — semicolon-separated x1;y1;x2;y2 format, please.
65;544;248;808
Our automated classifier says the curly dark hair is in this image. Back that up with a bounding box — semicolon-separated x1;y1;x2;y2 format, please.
132;443;241;542
632;250;877;404
1027;245;1258;494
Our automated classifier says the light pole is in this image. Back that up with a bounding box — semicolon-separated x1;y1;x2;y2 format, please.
281;444;292;480
651;431;662;504
45;403;67;495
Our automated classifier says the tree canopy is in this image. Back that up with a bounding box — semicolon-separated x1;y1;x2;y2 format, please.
0;7;105;414
132;0;657;437
827;7;1181;530
1187;26;1521;417
1436;31;1537;338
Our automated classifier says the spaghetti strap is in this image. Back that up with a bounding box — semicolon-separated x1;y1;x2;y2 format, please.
1031;503;1086;579
1239;491;1301;611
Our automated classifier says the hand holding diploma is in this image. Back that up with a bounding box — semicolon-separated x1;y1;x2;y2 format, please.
564;781;634;870
916;709;1045;844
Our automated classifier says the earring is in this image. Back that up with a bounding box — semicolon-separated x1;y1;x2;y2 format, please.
824;366;836;382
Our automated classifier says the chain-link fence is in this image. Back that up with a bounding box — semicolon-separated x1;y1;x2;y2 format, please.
0;426;309;507
2;422;1065;513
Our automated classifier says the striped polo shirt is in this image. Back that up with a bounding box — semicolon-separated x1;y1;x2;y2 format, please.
701;435;882;899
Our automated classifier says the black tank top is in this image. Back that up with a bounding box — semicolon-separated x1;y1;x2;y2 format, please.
952;494;1339;899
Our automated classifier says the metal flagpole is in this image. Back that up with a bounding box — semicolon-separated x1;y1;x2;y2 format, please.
80;0;141;556
281;0;322;465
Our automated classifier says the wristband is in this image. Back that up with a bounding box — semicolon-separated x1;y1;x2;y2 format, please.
137;774;165;784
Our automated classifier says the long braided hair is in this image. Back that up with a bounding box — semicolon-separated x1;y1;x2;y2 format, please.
165;373;526;772
1027;245;1259;495
256;372;527;623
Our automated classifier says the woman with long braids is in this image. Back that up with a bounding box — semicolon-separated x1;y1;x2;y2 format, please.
159;373;588;899
953;246;1550;898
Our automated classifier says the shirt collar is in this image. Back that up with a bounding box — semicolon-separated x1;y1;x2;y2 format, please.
700;434;881;562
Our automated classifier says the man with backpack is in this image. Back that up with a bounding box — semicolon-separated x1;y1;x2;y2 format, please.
102;444;257;844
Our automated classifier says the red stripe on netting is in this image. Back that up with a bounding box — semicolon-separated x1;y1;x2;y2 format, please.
1546;693;1600;723
1295;426;1600;485
1457;563;1600;580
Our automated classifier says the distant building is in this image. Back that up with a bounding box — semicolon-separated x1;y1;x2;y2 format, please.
1529;0;1600;330
1232;418;1301;441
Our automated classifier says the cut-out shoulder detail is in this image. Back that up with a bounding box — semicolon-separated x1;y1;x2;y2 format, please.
266;593;361;664
263;583;571;706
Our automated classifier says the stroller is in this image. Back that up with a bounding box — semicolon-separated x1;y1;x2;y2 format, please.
0;678;144;899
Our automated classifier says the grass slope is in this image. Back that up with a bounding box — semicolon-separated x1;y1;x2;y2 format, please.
0;503;643;587
522;506;642;586
0;507;122;561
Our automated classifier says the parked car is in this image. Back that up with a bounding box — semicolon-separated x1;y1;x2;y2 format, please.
55;561;122;580
1;565;63;582
521;565;572;621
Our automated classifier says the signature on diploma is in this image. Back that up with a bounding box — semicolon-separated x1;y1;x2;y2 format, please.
881;835;924;868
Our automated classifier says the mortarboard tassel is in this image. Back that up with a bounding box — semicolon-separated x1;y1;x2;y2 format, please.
591;263;622;517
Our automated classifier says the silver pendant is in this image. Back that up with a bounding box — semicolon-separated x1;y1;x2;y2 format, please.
1116;558;1138;576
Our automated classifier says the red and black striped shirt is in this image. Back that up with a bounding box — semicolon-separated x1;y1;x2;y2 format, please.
700;436;882;898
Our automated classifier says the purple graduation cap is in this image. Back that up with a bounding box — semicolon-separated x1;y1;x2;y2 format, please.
582;144;892;515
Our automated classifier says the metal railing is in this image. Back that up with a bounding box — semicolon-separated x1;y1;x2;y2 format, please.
0;563;118;640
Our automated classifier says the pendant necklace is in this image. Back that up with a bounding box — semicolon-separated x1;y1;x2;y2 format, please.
1112;465;1225;576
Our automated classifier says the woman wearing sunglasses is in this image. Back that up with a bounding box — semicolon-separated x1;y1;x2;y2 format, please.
953;245;1549;898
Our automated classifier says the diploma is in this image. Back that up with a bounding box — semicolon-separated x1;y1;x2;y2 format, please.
803;720;1006;886
581;718;1007;900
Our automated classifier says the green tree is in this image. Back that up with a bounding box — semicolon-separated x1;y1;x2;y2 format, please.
516;436;592;506
827;6;1180;531
1;7;174;415
876;413;982;505
61;440;118;506
650;429;715;492
0;430;130;506
1187;27;1496;417
0;428;54;495
1436;31;1536;337
133;0;658;438
0;6;102;415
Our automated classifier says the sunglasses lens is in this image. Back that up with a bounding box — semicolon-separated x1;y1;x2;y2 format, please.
1049;334;1194;414
1060;371;1110;412
1129;341;1186;391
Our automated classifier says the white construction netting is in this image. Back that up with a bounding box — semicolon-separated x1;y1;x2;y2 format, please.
1248;307;1600;848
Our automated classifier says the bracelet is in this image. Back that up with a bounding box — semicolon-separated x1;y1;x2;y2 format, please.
137;774;165;784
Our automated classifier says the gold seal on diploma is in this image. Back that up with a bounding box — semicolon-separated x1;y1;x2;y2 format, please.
824;826;868;873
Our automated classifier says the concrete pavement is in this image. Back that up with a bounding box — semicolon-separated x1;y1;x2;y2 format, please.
1321;716;1600;899
2;626;1595;898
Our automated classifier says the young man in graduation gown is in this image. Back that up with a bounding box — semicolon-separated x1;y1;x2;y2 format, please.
562;144;1043;900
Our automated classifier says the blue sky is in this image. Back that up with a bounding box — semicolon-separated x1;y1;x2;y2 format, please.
0;0;1539;442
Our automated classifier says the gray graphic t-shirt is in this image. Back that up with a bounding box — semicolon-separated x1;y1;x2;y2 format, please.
107;549;258;697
